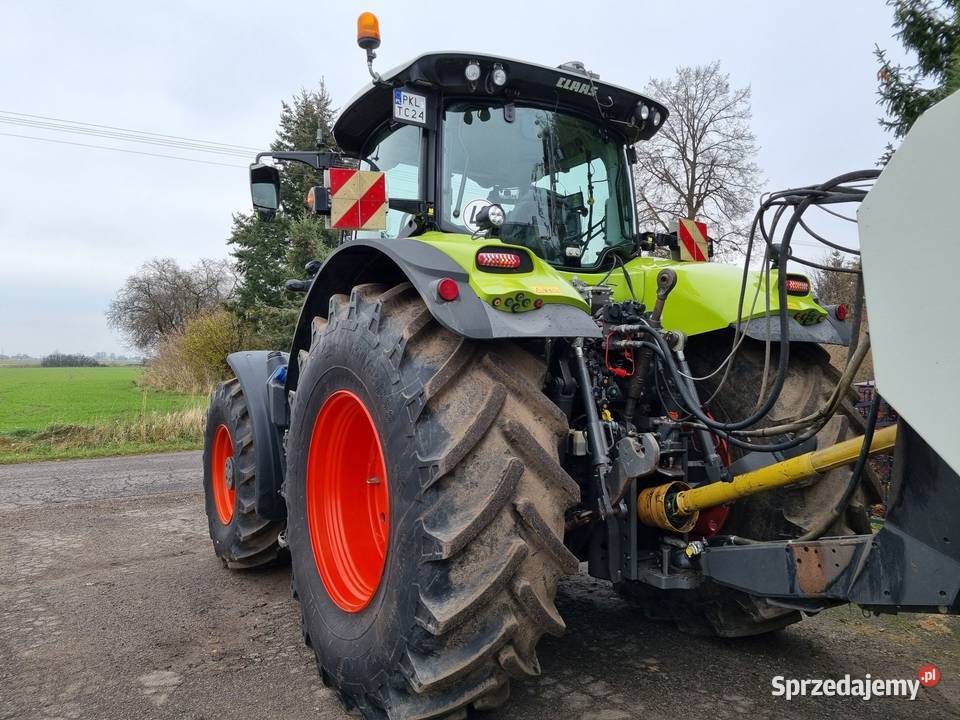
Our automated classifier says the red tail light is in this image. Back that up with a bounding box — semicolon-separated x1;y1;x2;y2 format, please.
785;276;810;295
477;251;522;269
436;278;459;302
835;304;847;321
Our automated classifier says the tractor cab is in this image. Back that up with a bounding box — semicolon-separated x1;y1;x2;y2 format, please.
334;50;667;268
249;15;667;271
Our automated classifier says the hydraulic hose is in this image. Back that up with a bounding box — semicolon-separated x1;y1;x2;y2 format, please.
732;335;871;438
623;324;822;452
606;172;880;453
623;269;674;421
709;170;880;429
652;171;878;448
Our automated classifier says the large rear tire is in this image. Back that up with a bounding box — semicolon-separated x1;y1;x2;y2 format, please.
202;379;284;569
286;282;579;719
694;338;873;539
619;337;872;637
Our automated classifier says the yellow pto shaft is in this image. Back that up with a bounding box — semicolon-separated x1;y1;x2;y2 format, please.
637;424;898;532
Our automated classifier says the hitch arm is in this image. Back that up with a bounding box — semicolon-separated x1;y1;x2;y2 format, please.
254;150;341;171
689;422;960;614
572;338;624;581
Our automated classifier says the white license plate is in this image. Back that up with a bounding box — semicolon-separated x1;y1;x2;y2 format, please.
393;89;427;126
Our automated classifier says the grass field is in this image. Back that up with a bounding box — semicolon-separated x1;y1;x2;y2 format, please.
0;366;207;463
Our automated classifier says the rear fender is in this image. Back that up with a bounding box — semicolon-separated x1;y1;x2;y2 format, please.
285;238;600;392
738;310;852;346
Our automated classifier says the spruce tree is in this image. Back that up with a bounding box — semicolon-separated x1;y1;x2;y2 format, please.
876;1;960;160
272;83;339;217
227;83;340;347
228;212;291;317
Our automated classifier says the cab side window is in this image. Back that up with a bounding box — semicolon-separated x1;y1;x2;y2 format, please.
357;124;421;239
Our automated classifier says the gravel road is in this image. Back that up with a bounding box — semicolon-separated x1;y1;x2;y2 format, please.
1;452;957;719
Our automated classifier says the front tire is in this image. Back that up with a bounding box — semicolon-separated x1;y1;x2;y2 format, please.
202;379;284;568
286;283;579;719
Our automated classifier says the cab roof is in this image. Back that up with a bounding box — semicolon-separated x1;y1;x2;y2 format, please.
332;51;667;156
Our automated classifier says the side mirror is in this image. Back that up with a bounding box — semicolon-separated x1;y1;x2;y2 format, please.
250;163;281;219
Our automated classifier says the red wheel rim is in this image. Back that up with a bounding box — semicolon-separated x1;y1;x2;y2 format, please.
211;424;235;525
306;390;390;613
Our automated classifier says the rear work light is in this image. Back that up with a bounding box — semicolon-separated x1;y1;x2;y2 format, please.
785;276;811;296
477;251;522;270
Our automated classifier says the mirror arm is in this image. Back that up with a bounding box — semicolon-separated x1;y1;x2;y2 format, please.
388;199;426;214
254;151;341;171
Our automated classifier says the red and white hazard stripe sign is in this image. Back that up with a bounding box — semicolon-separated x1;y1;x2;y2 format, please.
325;168;387;230
678;218;709;262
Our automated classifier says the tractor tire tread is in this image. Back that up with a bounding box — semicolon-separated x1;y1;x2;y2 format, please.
290;282;579;719
203;379;283;569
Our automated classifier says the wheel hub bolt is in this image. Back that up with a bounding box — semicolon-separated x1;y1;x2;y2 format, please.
224;457;235;490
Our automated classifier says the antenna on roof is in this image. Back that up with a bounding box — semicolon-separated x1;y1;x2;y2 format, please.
557;60;599;79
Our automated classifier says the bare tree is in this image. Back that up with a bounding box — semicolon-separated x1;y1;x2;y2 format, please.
107;258;238;351
634;61;761;257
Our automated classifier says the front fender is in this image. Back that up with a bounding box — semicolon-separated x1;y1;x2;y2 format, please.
286;238;601;391
226;350;288;521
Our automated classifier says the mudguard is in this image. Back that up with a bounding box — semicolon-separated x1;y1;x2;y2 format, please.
738;311;851;346
285;237;602;391
226;350;288;521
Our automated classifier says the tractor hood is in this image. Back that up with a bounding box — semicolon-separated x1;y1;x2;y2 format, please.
333;51;667;155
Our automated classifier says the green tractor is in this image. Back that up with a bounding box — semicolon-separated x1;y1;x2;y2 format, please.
201;13;959;720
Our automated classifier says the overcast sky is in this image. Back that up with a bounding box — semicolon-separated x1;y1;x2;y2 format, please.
0;1;906;356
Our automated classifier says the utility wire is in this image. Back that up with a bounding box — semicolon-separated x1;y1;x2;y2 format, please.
0;110;260;154
0;117;256;158
0;131;247;168
0;116;255;158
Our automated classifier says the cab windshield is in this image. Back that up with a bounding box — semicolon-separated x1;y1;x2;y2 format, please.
441;103;634;267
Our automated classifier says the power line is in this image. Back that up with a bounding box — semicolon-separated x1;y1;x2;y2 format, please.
0;131;247;168
0;116;259;159
0;116;255;158
0;110;261;153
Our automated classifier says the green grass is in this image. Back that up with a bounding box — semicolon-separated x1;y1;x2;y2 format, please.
0;438;203;465
0;367;203;433
0;367;207;463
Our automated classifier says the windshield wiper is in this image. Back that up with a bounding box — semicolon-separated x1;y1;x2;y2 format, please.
452;171;468;219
